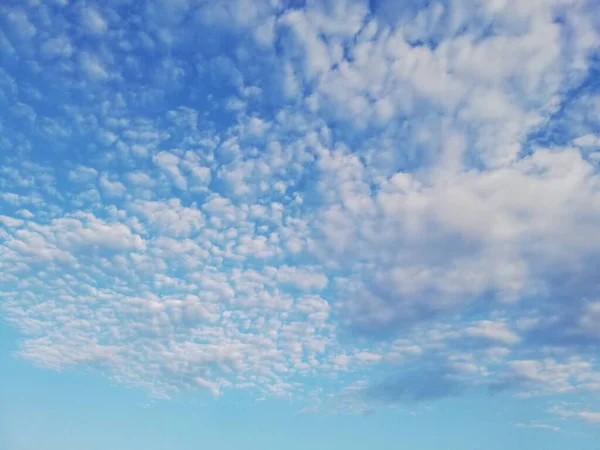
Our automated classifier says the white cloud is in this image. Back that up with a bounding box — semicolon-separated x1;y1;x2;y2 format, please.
99;174;127;197
69;166;98;183
130;199;204;238
16;209;34;219
153;151;188;190
464;321;520;345
500;358;600;397
317;145;600;330
5;9;37;40
0;0;599;418
79;52;110;80
264;265;328;292
40;35;73;59
574;134;600;148
551;406;600;425
80;7;108;35
516;422;562;432
0;212;24;226
195;376;223;397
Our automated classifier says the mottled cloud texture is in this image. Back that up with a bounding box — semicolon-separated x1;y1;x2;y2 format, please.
1;0;600;428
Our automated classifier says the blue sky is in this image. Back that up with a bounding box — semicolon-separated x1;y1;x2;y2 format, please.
1;0;600;449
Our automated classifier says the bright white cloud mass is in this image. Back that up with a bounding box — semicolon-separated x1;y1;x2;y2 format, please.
1;0;600;444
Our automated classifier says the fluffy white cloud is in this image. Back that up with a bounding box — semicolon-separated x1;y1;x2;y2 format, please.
0;0;599;425
80;7;108;35
464;321;520;345
40;34;73;59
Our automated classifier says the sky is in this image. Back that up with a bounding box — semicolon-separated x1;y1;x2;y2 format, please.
1;0;600;449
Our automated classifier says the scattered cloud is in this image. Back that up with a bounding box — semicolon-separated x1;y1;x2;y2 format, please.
516;422;562;433
0;0;599;430
551;405;600;426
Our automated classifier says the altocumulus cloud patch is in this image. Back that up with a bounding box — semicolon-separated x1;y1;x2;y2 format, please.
0;0;600;430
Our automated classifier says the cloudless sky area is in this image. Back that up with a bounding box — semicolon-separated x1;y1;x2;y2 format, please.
1;0;600;449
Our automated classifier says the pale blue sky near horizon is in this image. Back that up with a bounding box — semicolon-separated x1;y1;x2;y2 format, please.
2;336;595;450
1;0;600;449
